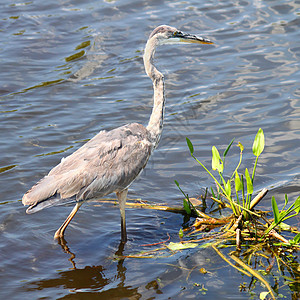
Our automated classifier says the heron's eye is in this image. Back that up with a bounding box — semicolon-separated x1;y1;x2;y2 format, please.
174;31;183;37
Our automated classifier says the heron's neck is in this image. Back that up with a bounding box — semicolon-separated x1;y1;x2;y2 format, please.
144;38;165;148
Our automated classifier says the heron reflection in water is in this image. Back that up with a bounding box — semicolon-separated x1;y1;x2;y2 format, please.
22;25;213;243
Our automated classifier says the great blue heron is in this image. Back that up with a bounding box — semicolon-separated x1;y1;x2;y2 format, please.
22;25;213;242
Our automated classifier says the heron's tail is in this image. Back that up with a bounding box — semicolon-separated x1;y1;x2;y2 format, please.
25;196;77;214
22;175;77;214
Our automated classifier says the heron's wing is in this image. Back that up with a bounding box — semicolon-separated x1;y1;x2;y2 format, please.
22;123;153;213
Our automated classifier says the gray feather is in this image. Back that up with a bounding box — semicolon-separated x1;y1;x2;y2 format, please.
22;123;153;213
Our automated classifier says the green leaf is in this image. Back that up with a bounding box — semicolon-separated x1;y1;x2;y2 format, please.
223;138;235;158
260;291;269;300
211;187;215;198
285;194;288;205
212;146;223;173
245;168;253;194
283;194;289;210
183;199;191;215
252;128;265;157
174;180;179;187
178;228;184;238
294;196;300;214
277;222;290;231
166;242;198;251
292;233;300;244
271;196;280;224
235;171;242;192
186;137;194;155
225;179;231;197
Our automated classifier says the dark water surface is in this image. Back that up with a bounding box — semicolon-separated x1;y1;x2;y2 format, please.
1;0;300;299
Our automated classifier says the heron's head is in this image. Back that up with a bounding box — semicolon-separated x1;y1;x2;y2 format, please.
149;25;213;46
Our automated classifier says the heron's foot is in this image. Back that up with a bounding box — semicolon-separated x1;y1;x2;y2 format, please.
115;240;126;256
54;229;64;240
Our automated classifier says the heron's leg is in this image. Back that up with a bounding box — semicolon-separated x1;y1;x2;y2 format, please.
54;202;83;240
116;189;128;243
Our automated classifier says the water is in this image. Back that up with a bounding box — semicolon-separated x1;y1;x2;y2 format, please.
1;0;299;299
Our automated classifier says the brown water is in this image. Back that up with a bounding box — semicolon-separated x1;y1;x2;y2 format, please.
1;0;300;299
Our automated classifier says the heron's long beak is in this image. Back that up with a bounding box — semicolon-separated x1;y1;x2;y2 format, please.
175;31;213;45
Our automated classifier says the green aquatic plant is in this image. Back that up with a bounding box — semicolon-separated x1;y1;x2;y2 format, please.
172;129;300;300
175;128;300;244
264;194;300;239
182;128;265;218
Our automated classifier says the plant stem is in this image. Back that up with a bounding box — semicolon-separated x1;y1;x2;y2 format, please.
252;156;259;183
192;155;228;200
231;149;243;180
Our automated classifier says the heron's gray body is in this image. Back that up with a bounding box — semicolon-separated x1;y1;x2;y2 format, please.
23;123;153;213
22;25;212;242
